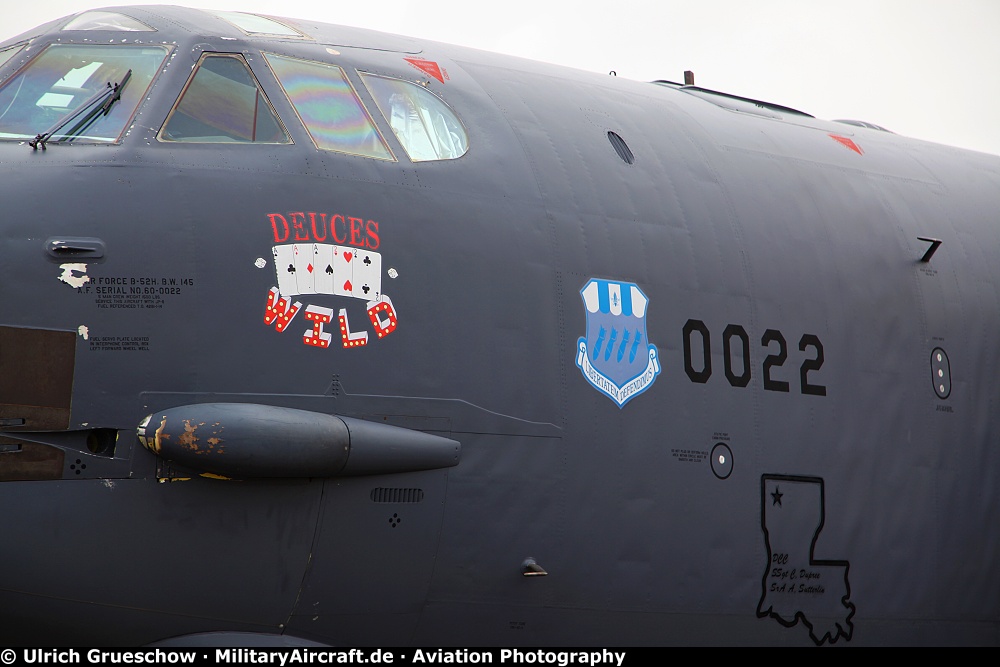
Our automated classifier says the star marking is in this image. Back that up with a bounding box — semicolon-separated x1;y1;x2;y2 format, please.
771;486;783;507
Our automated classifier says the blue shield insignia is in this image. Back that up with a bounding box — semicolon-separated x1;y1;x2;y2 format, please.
575;279;661;408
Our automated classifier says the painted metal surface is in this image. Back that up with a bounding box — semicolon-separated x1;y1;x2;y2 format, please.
0;5;998;646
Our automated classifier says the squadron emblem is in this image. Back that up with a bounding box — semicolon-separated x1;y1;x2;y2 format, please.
576;279;660;407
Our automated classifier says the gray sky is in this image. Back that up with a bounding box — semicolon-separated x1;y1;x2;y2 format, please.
4;0;999;156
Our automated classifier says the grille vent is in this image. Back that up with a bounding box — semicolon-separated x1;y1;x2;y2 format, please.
370;487;425;503
607;131;634;164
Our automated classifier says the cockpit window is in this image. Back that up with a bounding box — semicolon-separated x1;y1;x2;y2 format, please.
159;54;291;144
264;53;394;160
209;11;306;38
0;45;24;72
359;73;468;161
0;44;169;143
62;11;155;32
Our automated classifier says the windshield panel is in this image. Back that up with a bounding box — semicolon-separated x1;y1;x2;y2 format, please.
160;53;291;144
210;11;305;37
62;11;155;32
0;45;24;72
0;44;169;143
360;73;468;161
265;52;393;160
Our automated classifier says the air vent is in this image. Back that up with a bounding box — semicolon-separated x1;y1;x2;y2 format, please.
370;487;424;503
607;131;634;165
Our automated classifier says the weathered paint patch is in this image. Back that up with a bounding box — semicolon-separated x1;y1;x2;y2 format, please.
77;325;89;340
178;419;202;449
58;263;90;288
152;415;169;454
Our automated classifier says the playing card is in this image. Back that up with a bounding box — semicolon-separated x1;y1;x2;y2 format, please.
293;243;316;295
332;245;355;298
313;243;335;295
351;249;382;300
273;244;298;297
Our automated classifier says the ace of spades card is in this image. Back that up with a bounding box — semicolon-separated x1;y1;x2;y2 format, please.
313;243;336;295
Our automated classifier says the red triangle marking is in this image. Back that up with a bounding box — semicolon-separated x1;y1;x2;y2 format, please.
829;134;864;155
404;57;445;84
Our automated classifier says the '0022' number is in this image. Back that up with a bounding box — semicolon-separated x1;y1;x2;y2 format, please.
682;319;826;396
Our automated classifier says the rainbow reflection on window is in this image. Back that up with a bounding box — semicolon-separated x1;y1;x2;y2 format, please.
265;53;393;160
